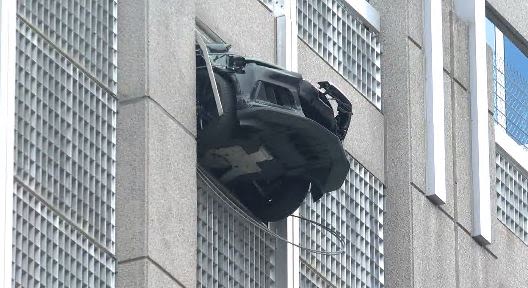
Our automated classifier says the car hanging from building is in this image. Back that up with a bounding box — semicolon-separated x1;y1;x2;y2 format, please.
196;36;352;222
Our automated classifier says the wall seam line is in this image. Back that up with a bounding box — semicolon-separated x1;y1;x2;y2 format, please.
116;255;187;287
410;181;498;259
119;95;197;139
147;256;187;287
147;97;197;139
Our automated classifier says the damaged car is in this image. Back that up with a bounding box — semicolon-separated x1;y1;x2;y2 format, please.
196;36;352;222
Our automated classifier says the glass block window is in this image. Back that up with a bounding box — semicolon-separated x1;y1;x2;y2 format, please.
197;173;277;288
17;0;118;92
300;155;385;288
496;151;528;243
13;0;117;285
15;19;117;252
298;0;382;109
487;17;528;149
12;183;115;288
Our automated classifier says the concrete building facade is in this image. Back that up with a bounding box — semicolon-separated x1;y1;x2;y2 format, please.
2;0;528;287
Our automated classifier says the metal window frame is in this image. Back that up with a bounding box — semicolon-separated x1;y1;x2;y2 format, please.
0;0;16;286
490;23;528;172
495;126;528;178
275;1;301;287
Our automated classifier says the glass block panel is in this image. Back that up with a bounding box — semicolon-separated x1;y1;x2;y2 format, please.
17;0;118;92
496;151;528;243
298;0;382;109
13;0;117;284
197;173;277;288
300;155;385;288
15;19;117;252
12;182;115;288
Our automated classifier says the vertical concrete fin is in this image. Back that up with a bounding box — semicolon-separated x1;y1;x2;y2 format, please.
424;0;447;204
454;0;492;244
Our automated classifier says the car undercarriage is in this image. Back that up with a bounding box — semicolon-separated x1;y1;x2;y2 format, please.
196;36;352;222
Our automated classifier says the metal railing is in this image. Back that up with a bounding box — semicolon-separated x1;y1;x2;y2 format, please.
492;59;528;149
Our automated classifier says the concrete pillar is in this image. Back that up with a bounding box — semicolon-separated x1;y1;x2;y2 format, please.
369;0;415;286
116;0;197;287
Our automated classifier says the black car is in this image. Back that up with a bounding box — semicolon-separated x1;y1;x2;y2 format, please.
196;37;352;222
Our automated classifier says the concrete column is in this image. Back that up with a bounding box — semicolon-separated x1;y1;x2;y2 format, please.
369;0;415;286
116;0;197;287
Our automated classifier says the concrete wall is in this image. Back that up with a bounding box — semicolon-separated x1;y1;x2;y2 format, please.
372;0;528;286
114;0;528;287
116;0;197;287
196;0;276;63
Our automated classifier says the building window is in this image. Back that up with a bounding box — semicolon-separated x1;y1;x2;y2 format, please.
297;0;382;109
196;156;385;288
256;0;382;109
496;151;528;244
487;16;528;244
487;17;528;148
196;171;278;287
13;0;117;286
299;155;385;288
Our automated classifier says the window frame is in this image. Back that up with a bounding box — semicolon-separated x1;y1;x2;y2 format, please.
486;15;528;173
0;0;16;285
